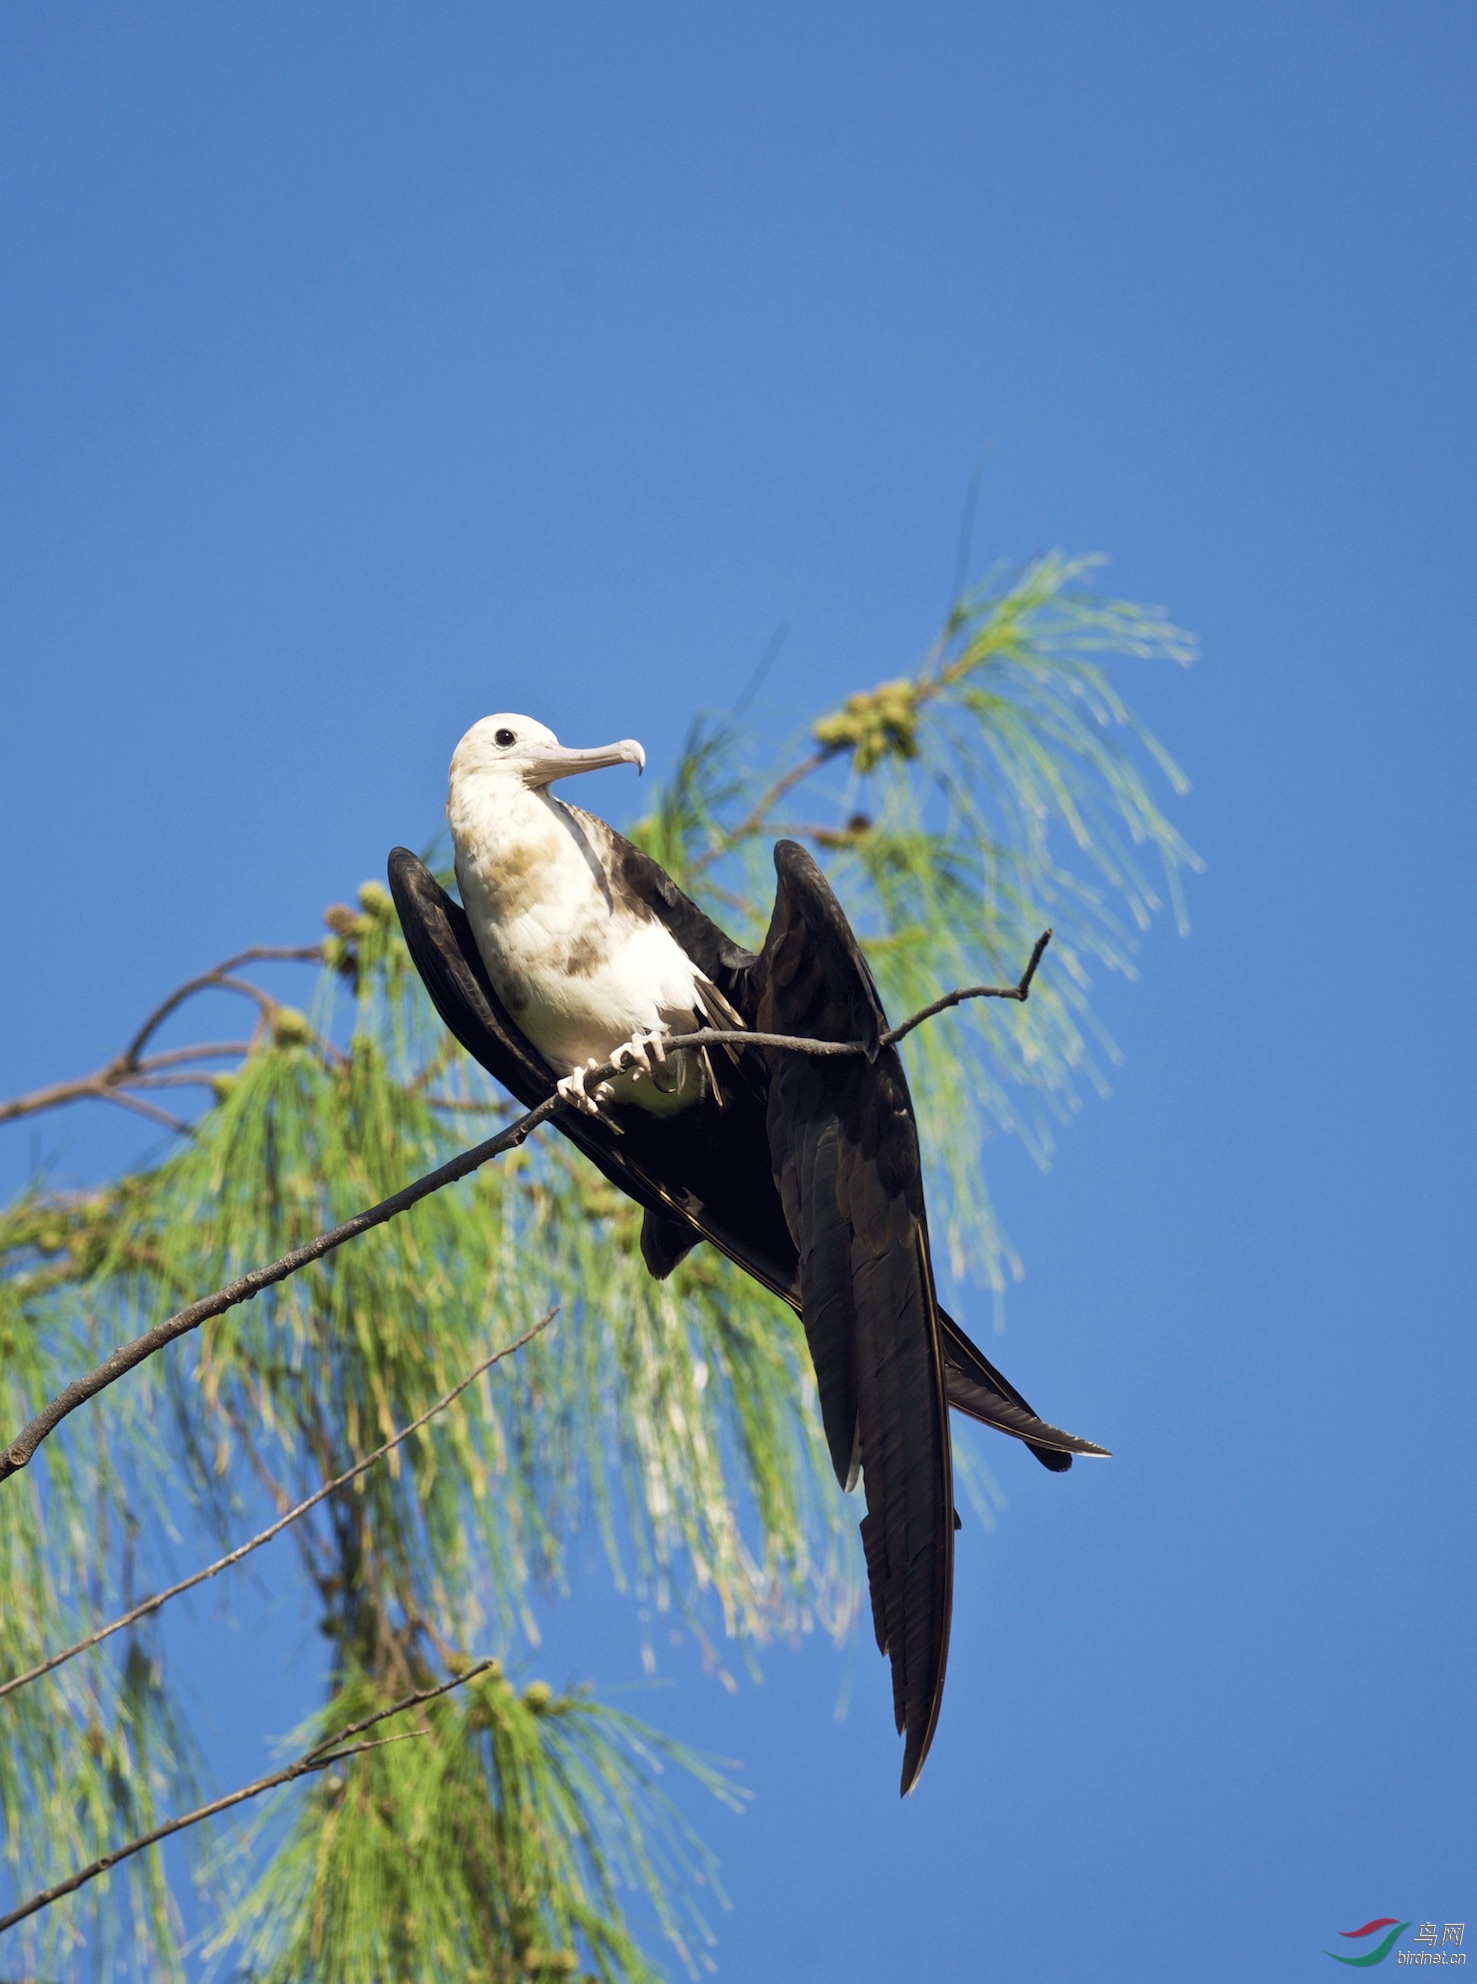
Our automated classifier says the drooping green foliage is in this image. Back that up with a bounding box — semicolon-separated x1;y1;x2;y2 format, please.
0;553;1194;1978
0;1187;197;1979
214;1666;739;1984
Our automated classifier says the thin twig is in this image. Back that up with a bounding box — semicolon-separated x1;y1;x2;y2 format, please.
0;943;324;1131
102;1092;192;1135
881;927;1052;1046
120;947;323;1066
423;1095;520;1117
0;940;1048;1487
125;1073;235;1092
0;1663;494;1937
133;1042;253;1071
0;1073;119;1128
730;620;788;720
951;442;997;614
0;1318;553;1704
692;746;838;872
0;1046;252;1129
299;1662;498;1760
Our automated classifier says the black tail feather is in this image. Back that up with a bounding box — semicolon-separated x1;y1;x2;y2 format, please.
939;1312;1110;1470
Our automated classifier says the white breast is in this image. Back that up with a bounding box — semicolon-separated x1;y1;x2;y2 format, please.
448;778;708;1111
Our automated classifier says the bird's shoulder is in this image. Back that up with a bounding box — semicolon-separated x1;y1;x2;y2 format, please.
561;802;759;1009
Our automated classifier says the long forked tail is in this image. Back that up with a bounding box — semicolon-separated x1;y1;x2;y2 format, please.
939;1311;1110;1472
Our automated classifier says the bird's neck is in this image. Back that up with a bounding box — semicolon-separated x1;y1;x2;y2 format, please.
448;776;596;932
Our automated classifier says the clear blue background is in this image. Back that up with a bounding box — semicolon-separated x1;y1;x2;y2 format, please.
2;6;1473;1979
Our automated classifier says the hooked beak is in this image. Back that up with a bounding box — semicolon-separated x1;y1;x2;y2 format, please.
522;737;646;789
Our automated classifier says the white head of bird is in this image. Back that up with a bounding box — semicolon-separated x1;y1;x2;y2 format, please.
449;713;646;797
446;713;717;1113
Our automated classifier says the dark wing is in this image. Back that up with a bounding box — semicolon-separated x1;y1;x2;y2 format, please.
593;822;1108;1469
756;839;953;1795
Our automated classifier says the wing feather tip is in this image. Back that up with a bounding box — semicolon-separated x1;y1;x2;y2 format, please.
898;1726;934;1797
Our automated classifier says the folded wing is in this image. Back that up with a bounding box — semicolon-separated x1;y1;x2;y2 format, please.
756;840;954;1794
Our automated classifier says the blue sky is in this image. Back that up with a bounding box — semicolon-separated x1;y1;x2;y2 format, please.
2;6;1473;1979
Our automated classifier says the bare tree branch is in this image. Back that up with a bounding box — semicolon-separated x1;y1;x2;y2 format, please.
119;946;324;1066
881;927;1053;1045
100;1091;193;1135
0;1316;554;1704
0;1071;127;1128
422;1095;521;1116
0;1663;495;1938
133;1042;253;1071
0;1044;254;1133
0;939;323;1131
125;1072;239;1092
0;940;1048;1488
293;1662;500;1760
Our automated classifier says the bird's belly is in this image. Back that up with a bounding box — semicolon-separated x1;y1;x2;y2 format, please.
480;916;708;1113
501;952;665;1065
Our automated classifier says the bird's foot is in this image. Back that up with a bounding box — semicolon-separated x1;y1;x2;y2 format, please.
608;1027;669;1083
556;1060;613;1116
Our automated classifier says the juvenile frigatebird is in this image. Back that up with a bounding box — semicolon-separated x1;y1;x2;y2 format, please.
389;713;1108;1794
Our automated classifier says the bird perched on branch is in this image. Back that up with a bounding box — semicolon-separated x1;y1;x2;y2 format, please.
390;712;1107;1794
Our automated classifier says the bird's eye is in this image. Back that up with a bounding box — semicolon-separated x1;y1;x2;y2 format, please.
494;728;516;748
